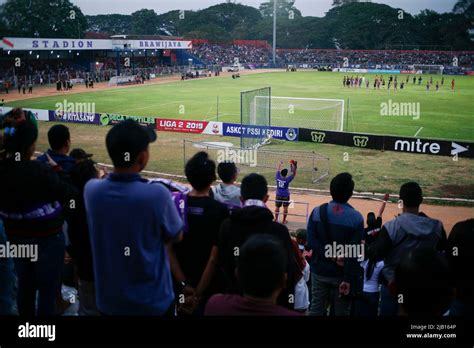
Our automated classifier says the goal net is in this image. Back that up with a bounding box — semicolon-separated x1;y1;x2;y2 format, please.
183;140;330;184
259;96;344;131
412;64;444;75
240;87;271;149
109;75;137;86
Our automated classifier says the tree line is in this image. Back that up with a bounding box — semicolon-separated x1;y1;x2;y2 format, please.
0;0;472;50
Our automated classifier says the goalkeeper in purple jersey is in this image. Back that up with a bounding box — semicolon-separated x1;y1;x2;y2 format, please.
274;160;297;224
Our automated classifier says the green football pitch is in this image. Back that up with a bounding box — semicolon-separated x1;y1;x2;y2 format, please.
8;71;474;142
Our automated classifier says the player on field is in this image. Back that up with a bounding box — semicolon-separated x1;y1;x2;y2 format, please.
413;76;416;84
436;81;439;91
274;160;297;224
451;79;455;91
441;77;444;86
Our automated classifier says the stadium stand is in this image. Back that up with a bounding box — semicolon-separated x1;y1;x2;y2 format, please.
0;110;469;317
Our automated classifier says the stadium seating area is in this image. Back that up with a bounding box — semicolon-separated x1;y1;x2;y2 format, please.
191;43;272;65
0;109;472;317
191;43;474;68
278;49;474;68
1;44;474;90
0;59;190;90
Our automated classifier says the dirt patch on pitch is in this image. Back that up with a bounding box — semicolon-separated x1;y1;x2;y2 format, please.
438;184;474;199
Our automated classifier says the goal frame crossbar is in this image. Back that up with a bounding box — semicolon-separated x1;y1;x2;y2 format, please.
254;96;345;132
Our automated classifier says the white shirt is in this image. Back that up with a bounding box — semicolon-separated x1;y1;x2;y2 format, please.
294;262;310;310
361;260;384;293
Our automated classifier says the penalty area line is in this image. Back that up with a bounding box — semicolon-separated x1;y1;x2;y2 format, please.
414;126;423;137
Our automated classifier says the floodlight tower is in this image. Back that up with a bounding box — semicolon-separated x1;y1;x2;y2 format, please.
272;0;277;65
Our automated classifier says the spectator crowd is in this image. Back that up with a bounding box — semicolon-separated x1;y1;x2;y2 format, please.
278;49;474;69
0;108;472;317
2;45;473;93
192;43;272;66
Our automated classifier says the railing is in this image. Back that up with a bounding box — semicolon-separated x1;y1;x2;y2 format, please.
1;65;199;87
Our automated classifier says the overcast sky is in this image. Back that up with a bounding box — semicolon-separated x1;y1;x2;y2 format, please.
66;0;456;17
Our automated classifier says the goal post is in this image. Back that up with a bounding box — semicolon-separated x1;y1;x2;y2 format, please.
240;87;271;149
183;140;330;184
260;96;345;131
240;89;345;148
412;64;445;75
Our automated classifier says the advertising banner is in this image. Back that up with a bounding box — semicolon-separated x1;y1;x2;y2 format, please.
48;110;99;124
367;69;401;74
131;40;192;50
299;127;473;158
1;37;112;51
202;122;223;135
0;106;12;115
1;37;192;51
223;123;298;141
383;136;473;158
334;68;368;73
156;118;210;134
27;108;49;121
0;107;48;121
298;128;384;150
99;113;156;128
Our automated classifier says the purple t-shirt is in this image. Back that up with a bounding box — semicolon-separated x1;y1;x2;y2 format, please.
275;171;294;198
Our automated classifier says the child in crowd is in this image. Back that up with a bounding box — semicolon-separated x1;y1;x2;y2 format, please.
211;161;241;207
354;194;388;316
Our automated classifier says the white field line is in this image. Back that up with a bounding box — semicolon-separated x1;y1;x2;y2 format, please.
414;126;424;137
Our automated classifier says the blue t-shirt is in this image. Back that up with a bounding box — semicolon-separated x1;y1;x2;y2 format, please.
84;173;183;315
37;149;76;173
275;171;294;198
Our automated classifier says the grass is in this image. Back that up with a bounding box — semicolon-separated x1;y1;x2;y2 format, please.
8;71;474;141
6;70;474;201
35;122;474;201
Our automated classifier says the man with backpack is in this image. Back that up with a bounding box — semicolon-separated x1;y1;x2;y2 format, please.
307;172;365;316
366;182;447;316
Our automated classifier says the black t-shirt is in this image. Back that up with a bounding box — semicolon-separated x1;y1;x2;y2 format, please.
173;196;229;289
